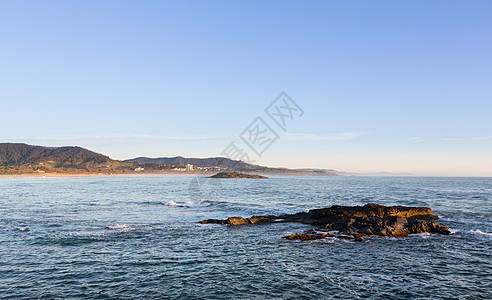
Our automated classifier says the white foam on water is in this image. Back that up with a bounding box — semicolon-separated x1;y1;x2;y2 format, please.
189;201;213;207
166;200;178;207
69;231;105;237
106;224;144;235
164;199;212;208
105;224;129;230
317;238;336;244
471;229;492;236
70;224;142;237
411;232;433;239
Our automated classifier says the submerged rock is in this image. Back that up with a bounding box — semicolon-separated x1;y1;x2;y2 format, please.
199;203;451;241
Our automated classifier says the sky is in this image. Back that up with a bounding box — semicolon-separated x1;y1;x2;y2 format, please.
1;0;491;176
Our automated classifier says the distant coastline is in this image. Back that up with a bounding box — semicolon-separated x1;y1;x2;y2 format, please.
0;143;338;177
0;172;202;178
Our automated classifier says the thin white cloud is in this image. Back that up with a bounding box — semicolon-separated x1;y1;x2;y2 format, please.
444;136;492;142
282;132;363;141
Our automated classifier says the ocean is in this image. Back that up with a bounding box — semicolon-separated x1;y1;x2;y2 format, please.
0;176;491;299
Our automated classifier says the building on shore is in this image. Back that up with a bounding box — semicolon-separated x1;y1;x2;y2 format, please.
186;164;194;171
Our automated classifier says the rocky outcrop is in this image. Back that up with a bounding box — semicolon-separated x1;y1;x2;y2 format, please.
199;203;451;241
209;172;268;179
285;232;334;240
200;215;277;225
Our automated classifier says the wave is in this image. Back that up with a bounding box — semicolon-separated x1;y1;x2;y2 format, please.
470;229;492;236
68;231;106;237
165;200;210;208
68;224;143;238
105;224;130;230
416;232;433;239
139;200;211;208
397;200;430;207
166;200;178;207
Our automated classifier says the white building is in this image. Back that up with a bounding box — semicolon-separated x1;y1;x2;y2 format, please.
186;164;194;171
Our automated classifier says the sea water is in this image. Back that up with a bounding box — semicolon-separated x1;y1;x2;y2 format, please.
0;176;491;299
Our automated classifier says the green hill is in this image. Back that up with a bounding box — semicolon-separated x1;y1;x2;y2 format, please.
0;143;110;166
0;143;170;174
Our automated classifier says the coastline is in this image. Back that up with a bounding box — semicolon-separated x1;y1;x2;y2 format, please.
0;172;208;178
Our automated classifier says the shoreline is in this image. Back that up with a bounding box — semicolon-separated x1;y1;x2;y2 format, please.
0;172;211;178
1;173;490;179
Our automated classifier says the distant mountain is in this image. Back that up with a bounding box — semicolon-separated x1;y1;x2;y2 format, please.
0;143;110;166
126;156;263;170
0;143;170;174
127;157;339;175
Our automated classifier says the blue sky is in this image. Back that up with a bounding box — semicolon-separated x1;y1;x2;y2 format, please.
1;0;491;176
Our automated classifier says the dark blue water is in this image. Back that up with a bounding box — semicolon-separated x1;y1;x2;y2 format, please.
0;176;491;299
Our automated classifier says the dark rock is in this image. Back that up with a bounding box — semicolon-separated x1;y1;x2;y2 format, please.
284;232;334;240
199;219;225;225
200;215;276;225
354;233;366;242
227;217;250;226
278;203;439;225
209;172;267;179
248;215;276;224
199;203;451;240
335;235;354;240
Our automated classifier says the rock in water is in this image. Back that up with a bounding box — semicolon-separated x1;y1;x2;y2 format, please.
199;203;451;241
209;172;268;179
199;215;277;225
286;232;334;240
